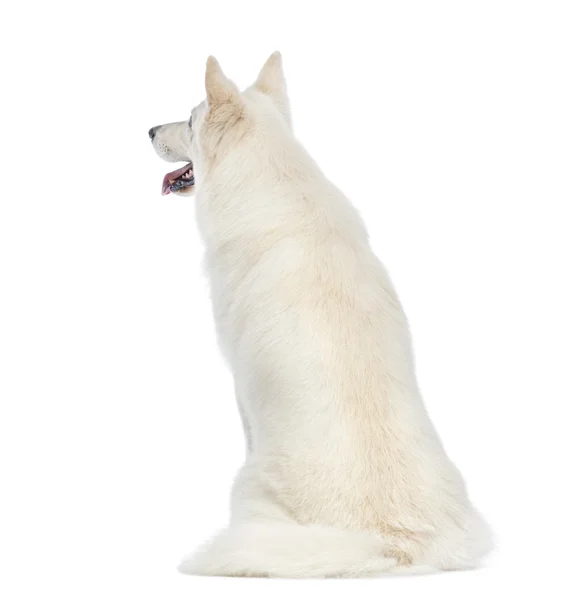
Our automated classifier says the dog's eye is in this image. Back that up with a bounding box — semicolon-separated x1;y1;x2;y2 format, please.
188;117;192;128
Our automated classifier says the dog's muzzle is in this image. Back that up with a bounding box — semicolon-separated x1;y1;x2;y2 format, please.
149;126;195;196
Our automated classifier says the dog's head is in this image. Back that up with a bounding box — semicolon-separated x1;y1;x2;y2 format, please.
148;52;290;196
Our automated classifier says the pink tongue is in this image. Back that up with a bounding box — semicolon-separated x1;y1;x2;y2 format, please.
161;163;192;196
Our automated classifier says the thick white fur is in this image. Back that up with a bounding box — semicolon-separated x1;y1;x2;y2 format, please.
152;53;492;577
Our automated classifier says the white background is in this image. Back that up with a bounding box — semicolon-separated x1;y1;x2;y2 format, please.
1;1;586;598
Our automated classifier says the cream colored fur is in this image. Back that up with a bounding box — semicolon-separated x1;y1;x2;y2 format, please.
150;52;493;578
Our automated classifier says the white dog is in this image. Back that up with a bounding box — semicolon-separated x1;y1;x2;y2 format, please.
149;53;492;578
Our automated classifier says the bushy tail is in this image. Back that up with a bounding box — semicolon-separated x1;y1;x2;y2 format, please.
178;522;405;578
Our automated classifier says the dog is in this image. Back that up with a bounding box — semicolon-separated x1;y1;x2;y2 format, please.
148;52;493;577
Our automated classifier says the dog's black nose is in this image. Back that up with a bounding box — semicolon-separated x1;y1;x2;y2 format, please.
148;126;159;141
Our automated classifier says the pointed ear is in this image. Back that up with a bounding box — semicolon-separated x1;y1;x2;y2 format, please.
205;56;240;107
255;51;291;125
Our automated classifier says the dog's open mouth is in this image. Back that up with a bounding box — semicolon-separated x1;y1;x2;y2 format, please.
161;162;194;196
